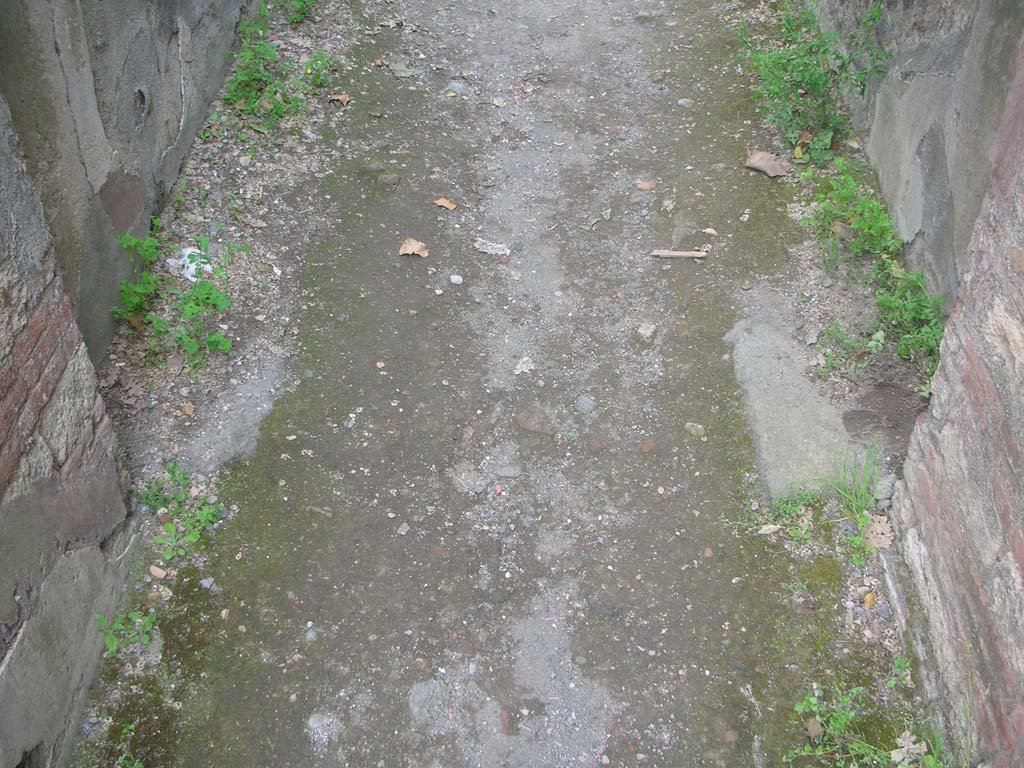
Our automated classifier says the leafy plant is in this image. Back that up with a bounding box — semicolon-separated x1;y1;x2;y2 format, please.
139;461;223;560
873;257;944;378
302;49;336;90
115;724;145;768
887;655;912;689
786;684;951;766
224;2;304;129
288;0;318;23
114;233;165;320
811;159;902;257
95;610;157;657
742;1;887;163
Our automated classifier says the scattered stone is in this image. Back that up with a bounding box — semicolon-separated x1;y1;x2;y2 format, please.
473;238;511;256
804;330;819;346
756;524;782;535
685;422;706;439
640;438;657;454
874;473;898;501
586;438;604;454
199;576;215;589
497;464;523;478
149;565;167;580
515;408;554;436
450;274;463;285
397;522;410;536
301;128;317;141
445;81;469;97
307;713;341;749
636;322;657;343
513;356;536;375
575;394;597;414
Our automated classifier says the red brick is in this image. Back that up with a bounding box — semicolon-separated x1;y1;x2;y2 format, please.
16;351;67;439
0;366;18;398
11;280;56;369
0;433;23;495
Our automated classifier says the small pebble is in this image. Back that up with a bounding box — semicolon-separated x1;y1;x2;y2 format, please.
450;274;463;285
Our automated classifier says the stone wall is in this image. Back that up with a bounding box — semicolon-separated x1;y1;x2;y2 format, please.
822;0;1024;763
0;0;246;363
0;2;245;766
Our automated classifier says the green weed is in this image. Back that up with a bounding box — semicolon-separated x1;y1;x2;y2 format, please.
140;461;223;561
811;158;902;257
873;257;944;378
113;225;237;367
741;1;887;164
887;655;912;690
95;610;157;657
224;2;305;129
828;449;881;566
288;0;318;24
786;684;952;766
115;724;145;768
302;49;336;91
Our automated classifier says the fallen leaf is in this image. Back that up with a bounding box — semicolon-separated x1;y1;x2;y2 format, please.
329;93;352;106
180;401;194;416
400;238;429;257
434;197;458;211
702;227;718;235
804;717;824;744
865;514;894;549
387;57;422;78
863;592;877;608
636;180;656;191
373;57;383;67
756;524;782;535
745;150;793;178
166;353;185;373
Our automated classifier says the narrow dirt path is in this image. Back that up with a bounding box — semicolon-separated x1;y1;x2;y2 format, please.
84;1;881;765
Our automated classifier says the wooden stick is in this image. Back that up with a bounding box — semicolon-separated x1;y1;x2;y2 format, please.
650;249;708;259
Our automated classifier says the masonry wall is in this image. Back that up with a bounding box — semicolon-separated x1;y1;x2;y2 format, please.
0;0;247;363
822;0;1024;764
0;2;245;766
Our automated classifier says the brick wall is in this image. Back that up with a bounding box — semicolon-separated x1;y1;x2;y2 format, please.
893;39;1024;768
0;280;116;504
0;96;131;768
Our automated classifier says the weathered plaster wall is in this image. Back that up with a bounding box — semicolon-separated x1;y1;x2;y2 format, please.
824;0;1024;305
0;2;245;766
823;1;1024;763
0;0;246;363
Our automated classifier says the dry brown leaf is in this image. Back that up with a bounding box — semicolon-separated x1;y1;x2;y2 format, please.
863;592;877;608
805;718;824;744
399;238;429;258
180;401;195;416
865;514;894;549
636;180;656;191
434;197;458;211
329;93;352;107
745;150;793;178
